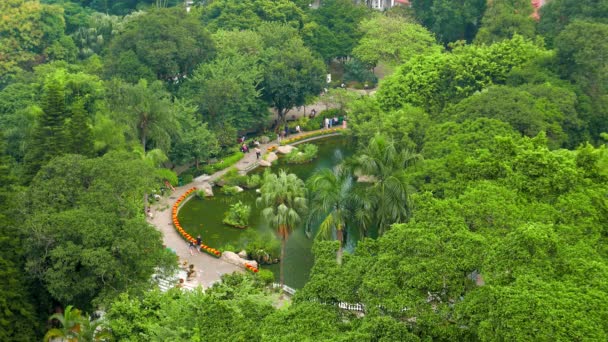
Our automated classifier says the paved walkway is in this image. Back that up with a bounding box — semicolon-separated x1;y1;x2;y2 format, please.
148;128;344;289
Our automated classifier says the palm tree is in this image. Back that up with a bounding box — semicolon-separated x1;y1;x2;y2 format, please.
351;134;421;235
306;165;356;264
257;170;307;287
44;305;83;342
44;305;110;342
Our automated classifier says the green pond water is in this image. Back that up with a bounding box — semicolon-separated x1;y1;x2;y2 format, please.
178;136;355;289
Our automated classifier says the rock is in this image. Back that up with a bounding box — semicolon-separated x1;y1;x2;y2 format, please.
221;251;258;269
357;175;377;183
237;250;248;258
259;160;271;167
234;186;244;193
266;152;278;163
200;183;214;197
277;145;295;154
221;251;243;266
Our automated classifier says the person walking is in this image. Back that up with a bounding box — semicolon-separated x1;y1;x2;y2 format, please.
295;125;301;134
255;147;261;159
196;235;202;253
188;241;195;256
324;117;329;129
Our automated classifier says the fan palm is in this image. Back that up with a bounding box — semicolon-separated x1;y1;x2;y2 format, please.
257;170;307;287
351;134;421;235
307;165;356;263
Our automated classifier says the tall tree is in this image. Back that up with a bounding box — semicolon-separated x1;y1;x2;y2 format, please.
25;78;68;178
410;0;487;43
307;166;356;263
475;0;536;44
538;0;608;46
257;170;307;286
259;24;325;126
25;152;176;310
353;14;441;68
108;79;178;154
351;135;420;235
0;0;74;85
305;0;370;62
179;54;267;131
66;99;94;157
106;7;215;85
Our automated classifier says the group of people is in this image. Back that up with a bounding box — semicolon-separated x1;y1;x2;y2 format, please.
188;235;203;255
240;138;262;159
324;116;340;129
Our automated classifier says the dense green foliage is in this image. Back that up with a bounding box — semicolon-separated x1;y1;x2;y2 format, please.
284;143;319;164
1;0;607;341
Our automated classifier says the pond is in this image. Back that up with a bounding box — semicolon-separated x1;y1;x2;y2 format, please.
178;136;356;289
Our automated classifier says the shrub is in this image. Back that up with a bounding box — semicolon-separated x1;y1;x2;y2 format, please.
240;231;280;264
284;144;319;164
181;173;193;185
303;115;325;131
260;136;270;144
246;174;261;188
220;243;237;253
221;168;248;187
344;58;378;85
201;151;244;174
256;269;275;285
223;201;251;228
221;186;240;196
195;189;206;198
156;168;178;186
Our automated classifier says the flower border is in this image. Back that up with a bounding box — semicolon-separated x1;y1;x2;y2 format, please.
245;263;259;273
279;128;344;146
172;187;221;258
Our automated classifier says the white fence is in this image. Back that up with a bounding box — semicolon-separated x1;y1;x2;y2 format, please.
272;283;365;312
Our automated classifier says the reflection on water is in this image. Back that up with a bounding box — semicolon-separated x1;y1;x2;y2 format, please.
178;137;355;288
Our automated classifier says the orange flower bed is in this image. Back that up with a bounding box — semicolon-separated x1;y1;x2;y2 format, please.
172;187;221;258
245;263;259;273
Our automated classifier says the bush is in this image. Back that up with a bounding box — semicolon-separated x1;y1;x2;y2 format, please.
156;168;178;186
303;115;325;131
223;201;251;228
220;243;237;253
319;108;343;118
240;231;280;265
221;186;240;196
344;58;378;85
221;168;248;187
260;136;270;144
246;174;261;188
195;189;206;198
201;151;244;174
181;173;193;185
284;144;319;164
256;269;275;285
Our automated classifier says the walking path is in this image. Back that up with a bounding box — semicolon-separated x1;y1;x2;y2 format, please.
147;128;345;290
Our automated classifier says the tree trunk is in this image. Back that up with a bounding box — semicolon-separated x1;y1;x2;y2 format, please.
336;228;344;265
280;236;286;287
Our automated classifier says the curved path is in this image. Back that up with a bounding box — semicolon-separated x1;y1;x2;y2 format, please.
148;128;346;289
